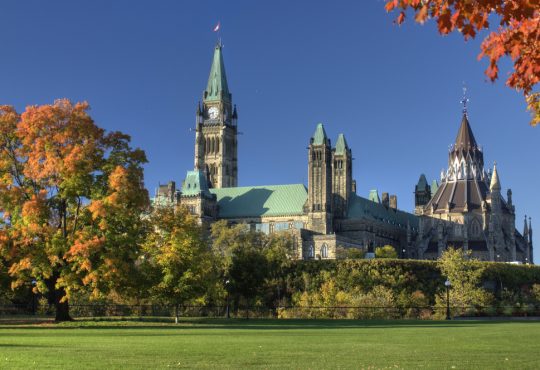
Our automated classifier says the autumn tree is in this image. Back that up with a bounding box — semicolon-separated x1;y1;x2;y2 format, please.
436;247;493;317
375;245;398;259
385;0;540;126
141;205;216;322
0;100;148;321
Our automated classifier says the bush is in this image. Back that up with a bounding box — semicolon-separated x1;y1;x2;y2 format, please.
374;245;398;259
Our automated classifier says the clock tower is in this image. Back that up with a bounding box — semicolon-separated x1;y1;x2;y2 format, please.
194;43;238;188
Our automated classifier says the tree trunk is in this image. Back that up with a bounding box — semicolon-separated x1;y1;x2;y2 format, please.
54;287;72;322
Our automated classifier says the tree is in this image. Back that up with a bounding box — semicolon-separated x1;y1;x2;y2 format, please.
209;221;295;311
385;0;540;126
436;247;492;316
142;205;215;322
0;100;148;321
375;245;398;259
336;247;365;259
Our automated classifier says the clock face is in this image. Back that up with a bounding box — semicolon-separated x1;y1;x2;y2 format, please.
208;106;219;120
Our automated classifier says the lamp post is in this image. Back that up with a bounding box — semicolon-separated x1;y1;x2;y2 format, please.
225;279;230;319
444;279;451;320
402;249;406;259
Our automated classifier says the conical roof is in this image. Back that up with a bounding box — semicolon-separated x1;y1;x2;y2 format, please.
335;134;349;154
312;123;328;145
204;44;230;102
455;114;478;149
490;162;501;191
431;179;439;195
416;174;428;191
368;189;380;203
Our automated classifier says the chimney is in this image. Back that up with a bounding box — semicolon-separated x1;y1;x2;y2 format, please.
390;195;398;209
382;192;389;208
352;180;357;194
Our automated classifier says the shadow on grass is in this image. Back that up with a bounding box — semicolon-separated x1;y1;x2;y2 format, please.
0;317;537;331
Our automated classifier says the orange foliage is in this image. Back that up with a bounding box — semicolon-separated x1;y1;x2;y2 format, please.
386;0;540;126
17;99;104;183
0;99;149;313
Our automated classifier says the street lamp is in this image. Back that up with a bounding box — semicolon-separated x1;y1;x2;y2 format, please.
444;279;451;320
402;249;406;259
225;279;230;319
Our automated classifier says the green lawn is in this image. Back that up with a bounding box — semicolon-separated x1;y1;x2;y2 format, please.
0;318;539;369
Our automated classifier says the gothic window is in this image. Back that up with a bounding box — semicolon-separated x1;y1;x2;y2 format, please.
269;222;275;234
321;244;328;258
216;138;220;153
308;245;314;259
471;219;481;236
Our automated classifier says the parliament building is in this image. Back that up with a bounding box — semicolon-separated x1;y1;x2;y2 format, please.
154;43;534;263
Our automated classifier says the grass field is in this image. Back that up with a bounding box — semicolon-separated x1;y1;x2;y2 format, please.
0;318;539;369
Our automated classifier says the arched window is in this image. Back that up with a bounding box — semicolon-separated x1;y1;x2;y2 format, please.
471;219;481;236
308;245;314;259
321;244;328;259
216;138;220;153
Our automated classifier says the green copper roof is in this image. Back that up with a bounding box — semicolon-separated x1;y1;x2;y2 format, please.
204;44;230;102
181;170;211;197
348;194;418;229
210;184;307;218
416;174;428;191
312;123;328;145
368;189;380;203
335;134;349;155
431;179;439;195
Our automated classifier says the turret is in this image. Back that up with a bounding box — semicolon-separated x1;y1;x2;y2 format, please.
507;188;513;210
489;162;502;211
524;215;529;244
307;123;333;234
414;174;431;214
431;179;439;196
332;133;352;219
529;217;533;264
179;170;217;224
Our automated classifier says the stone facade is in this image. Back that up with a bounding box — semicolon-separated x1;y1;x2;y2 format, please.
153;43;533;264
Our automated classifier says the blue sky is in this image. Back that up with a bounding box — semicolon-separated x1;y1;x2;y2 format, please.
1;1;538;261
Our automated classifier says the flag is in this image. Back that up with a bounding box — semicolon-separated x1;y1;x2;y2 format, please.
213;22;220;32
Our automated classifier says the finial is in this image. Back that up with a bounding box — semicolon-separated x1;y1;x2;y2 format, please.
461;83;469;116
